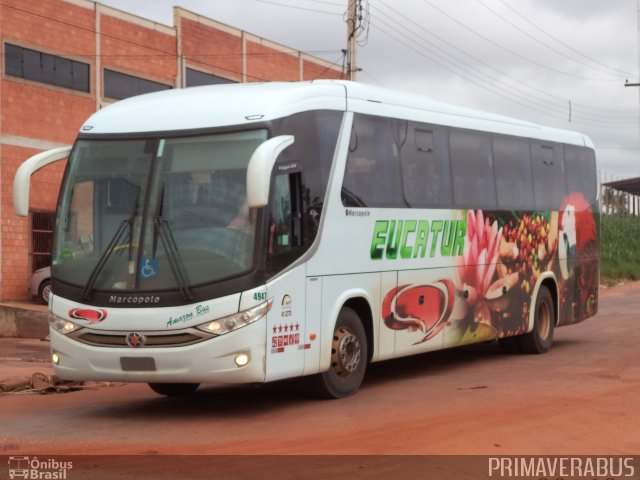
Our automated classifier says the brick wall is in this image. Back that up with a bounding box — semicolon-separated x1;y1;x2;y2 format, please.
176;9;343;84
100;13;176;89
1;1;342;300
1;145;66;300
180;17;243;82
245;39;299;82
1;0;95;143
1;0;95;56
303;58;344;81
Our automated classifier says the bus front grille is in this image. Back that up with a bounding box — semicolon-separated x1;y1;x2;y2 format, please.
71;329;210;348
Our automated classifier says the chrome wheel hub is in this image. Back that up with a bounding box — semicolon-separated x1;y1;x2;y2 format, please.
331;326;361;377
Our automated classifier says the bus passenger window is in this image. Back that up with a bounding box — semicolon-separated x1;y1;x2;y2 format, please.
531;143;567;211
342;114;404;208
450;129;496;209
402;125;452;208
493;136;534;210
565;146;597;203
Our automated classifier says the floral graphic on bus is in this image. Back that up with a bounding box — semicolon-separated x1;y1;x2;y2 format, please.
455;209;516;329
381;191;599;346
382;279;454;344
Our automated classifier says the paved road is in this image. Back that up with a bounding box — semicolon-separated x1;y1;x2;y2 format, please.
0;283;638;461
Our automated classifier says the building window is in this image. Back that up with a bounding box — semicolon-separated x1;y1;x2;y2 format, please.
31;211;55;272
104;68;172;100
4;43;90;92
185;68;236;87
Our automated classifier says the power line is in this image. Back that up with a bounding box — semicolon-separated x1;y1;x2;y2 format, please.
495;0;636;79
344;0;370;48
373;2;638;124
419;0;622;83
311;53;347;80
370;19;566;122
305;0;344;7
244;0;342;16
475;0;633;79
358;69;385;86
370;15;638;128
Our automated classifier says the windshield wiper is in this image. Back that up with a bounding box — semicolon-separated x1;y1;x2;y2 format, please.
81;217;133;300
153;216;193;301
81;186;139;301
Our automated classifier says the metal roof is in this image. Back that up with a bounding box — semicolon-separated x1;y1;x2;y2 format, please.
603;177;640;196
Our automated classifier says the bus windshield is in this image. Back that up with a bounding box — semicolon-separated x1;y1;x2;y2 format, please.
53;129;268;294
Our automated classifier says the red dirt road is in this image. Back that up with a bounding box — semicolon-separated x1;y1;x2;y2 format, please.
1;283;639;458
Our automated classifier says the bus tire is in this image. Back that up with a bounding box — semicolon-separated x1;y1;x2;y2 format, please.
148;382;199;396
518;285;555;354
314;307;368;399
38;280;51;305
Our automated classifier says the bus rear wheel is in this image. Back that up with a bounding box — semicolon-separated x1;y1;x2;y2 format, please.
519;285;555;354
148;382;200;397
315;307;368;399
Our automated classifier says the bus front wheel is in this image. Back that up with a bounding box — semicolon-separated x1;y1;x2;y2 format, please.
519;285;555;354
148;382;200;397
315;307;368;399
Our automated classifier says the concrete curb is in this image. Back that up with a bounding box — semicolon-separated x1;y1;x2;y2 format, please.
0;303;49;338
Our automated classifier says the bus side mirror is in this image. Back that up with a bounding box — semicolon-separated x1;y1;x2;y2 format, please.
13;146;72;216
247;135;295;208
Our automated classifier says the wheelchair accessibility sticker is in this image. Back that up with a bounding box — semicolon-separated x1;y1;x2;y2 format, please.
140;257;159;279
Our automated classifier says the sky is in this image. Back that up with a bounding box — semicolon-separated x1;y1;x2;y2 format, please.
99;0;640;181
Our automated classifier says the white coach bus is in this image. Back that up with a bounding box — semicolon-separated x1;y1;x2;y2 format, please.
14;81;599;398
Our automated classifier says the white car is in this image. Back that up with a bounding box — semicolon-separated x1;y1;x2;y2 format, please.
29;266;51;305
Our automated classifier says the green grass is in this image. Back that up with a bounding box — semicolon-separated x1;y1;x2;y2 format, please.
600;214;640;284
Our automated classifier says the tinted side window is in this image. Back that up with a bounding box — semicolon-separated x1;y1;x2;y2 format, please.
342;115;404;208
104;69;172;100
4;43;90;93
272;110;342;243
450;130;496;209
531;143;567;210
493;136;534;210
5;43;22;77
185;68;236;87
565;146;597;204
402;124;452;208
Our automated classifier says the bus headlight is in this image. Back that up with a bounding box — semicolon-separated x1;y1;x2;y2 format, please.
197;300;272;336
48;315;82;335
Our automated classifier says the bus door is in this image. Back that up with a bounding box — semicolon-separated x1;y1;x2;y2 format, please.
264;167;308;381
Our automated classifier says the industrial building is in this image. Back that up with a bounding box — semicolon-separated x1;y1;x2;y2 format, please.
0;0;342;300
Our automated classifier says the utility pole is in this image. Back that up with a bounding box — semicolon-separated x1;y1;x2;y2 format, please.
623;0;640;175
347;0;357;80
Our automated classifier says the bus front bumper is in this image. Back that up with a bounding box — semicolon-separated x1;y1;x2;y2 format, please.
49;320;267;384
